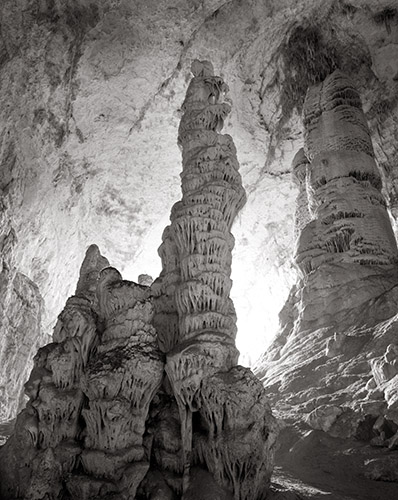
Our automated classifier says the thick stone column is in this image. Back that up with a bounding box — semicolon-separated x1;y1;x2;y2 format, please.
160;60;277;499
289;70;398;331
296;70;398;276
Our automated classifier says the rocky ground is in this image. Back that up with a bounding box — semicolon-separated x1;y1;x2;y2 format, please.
2;417;398;499
271;420;398;500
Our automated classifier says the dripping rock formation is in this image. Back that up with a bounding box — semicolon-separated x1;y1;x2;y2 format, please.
255;71;398;498
1;1;398;498
2;0;398;394
0;62;277;500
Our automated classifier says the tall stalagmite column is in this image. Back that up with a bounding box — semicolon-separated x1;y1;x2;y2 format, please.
154;62;276;500
167;60;246;376
296;70;398;275
160;60;275;495
286;70;398;333
0;62;277;500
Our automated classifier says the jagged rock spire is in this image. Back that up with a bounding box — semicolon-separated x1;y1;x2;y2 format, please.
153;60;277;498
0;245;109;499
75;244;110;300
159;59;246;491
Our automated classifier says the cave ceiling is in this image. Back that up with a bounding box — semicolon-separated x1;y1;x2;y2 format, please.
1;0;397;362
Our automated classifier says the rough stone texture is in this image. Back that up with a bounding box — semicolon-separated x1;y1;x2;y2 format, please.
364;455;398;482
255;71;398;479
0;65;277;499
2;1;398;412
156;60;278;498
0;175;47;422
159;61;246;489
69;267;164;499
0;269;45;423
0;245;108;500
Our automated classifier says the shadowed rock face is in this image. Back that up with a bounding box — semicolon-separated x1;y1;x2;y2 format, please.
0;64;277;500
255;72;398;454
0;246;165;500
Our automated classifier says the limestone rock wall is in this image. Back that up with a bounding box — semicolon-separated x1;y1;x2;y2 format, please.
0;193;46;422
0;270;45;423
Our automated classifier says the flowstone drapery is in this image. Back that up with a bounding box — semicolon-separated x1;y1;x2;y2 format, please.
68;267;164;498
0;245;108;499
160;59;247;492
0;61;277;500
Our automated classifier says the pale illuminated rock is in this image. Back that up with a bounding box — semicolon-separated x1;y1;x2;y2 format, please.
2;59;276;500
0;266;45;422
292;148;311;240
296;70;398;278
2;1;398;414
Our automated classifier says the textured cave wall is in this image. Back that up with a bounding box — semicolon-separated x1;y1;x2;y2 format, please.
1;0;398;419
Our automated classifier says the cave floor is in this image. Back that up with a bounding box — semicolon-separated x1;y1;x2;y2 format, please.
272;421;398;500
2;419;398;499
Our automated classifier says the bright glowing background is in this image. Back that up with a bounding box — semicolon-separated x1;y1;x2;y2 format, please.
123;196;296;366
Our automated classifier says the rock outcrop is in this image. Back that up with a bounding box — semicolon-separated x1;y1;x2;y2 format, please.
0;244;108;499
71;267;163;499
0;196;45;422
256;71;398;452
0;62;277;500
